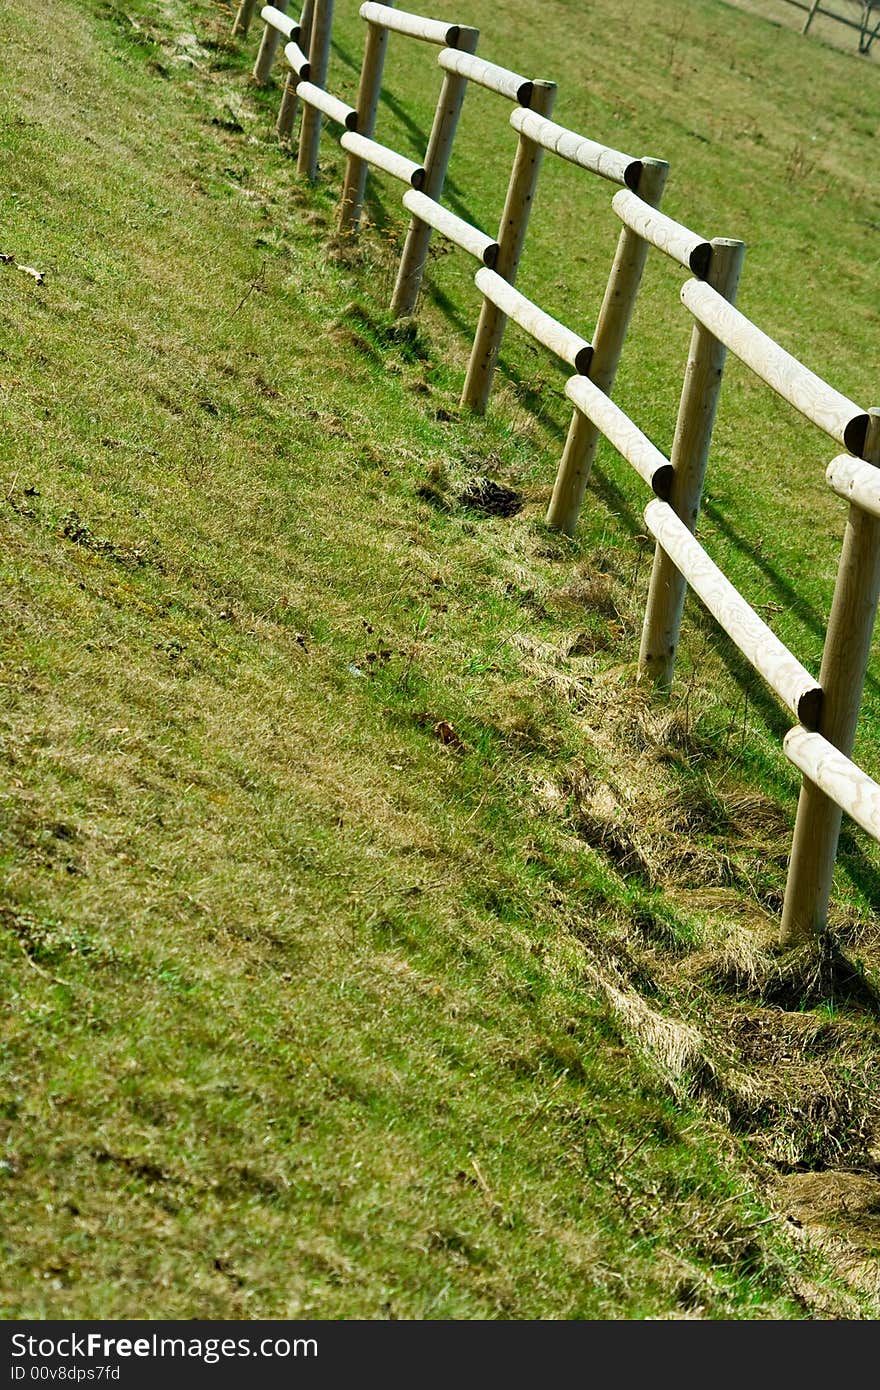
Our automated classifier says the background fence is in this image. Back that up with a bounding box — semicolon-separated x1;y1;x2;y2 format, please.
781;0;880;53
225;0;879;948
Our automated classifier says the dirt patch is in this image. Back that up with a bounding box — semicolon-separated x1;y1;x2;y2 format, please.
457;478;523;518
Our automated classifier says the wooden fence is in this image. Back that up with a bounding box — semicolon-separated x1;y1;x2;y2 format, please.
781;0;880;53
227;0;879;947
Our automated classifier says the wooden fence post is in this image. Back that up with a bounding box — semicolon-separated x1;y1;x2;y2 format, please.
337;10;394;234
802;0;821;33
297;0;334;181
460;80;557;413
780;410;880;945
637;236;745;687
389;27;481;315
253;0;289;85
545;157;669;535
232;0;259;39
277;0;314;141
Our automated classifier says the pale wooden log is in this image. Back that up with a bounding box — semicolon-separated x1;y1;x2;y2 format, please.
283;38;311;75
612;189;710;276
681;279;869;454
826;454;880;519
253;2;294;84
509;108;640;189
644;499;822;726
390;25;480;316
276;0;313;140
297;0;334;181
546;157;669;534
460;80;557;413
437;48;532;105
277;72;300;138
781;411;880;945
232;0;259;38
337;14;391;233
564;374;673;498
296;80;358;129
474;268;592;370
402;191;498;265
260;3;299;40
359;2;460;46
784;729;880;844
639;238;746;688
339;131;425;187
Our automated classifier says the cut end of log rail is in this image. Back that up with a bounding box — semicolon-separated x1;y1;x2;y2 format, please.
689;241;712;279
623;159;642;192
651;462;674;500
845;412;871;459
796;685;824;732
573;343;593;375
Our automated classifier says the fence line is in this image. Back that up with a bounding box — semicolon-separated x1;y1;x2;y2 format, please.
229;0;880;947
276;1;312;137
782;0;880;53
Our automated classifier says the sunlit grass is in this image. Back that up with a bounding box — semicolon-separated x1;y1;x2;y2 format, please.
1;0;879;1320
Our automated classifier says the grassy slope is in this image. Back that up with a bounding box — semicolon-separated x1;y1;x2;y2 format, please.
0;0;879;1318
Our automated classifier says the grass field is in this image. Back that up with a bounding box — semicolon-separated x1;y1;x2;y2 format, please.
1;0;880;1319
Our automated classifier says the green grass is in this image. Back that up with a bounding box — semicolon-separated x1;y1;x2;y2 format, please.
1;0;880;1320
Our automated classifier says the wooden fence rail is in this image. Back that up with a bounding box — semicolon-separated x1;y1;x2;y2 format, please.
228;0;880;948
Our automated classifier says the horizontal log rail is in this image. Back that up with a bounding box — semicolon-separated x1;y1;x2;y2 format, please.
474;268;593;373
681;279;870;455
283;38;311;76
784;727;880;842
509;109;641;189
826;454;880;518
339;130;426;187
644;499;823;728
259;5;300;41
564;376;673;497
438;47;533;105
401;190;498;266
359;1;464;47
296;80;358;129
612;190;711;276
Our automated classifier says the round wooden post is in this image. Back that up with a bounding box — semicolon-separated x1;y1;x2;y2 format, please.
253;0;290;84
232;0;259;39
277;0;313;141
297;0;334;182
389;27;480;316
638;236;746;687
780;411;880;945
545;157;669;535
337;12;394;234
277;72;301;141
460;80;557;413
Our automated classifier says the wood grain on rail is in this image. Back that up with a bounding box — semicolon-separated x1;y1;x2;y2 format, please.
475;269;592;372
682;279;869;454
509;109;640;188
438;47;533;104
402;192;498;265
359;2;461;46
565;376;672;497
644;499;822;727
340;131;425;187
612;190;711;276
